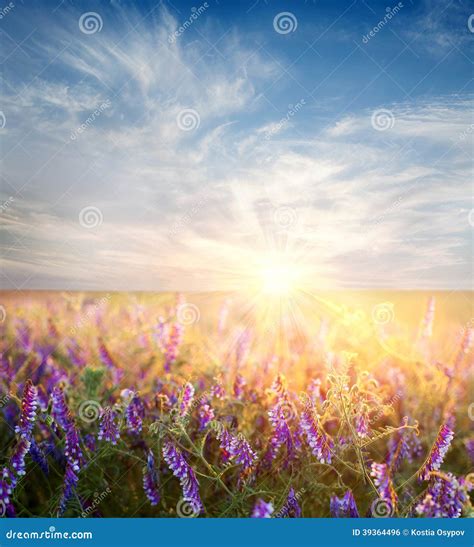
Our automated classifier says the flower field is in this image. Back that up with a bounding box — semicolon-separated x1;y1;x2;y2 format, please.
0;291;472;518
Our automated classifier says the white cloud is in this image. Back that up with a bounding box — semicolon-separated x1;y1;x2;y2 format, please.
0;6;472;290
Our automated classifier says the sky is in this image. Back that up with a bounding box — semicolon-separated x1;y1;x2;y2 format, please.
0;0;473;291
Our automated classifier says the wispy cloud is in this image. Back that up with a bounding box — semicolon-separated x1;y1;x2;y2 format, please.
0;2;472;290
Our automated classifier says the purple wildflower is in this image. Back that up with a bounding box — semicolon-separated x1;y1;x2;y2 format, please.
98;338;115;369
465;438;474;463
251;498;274;518
179;382;195;417
454;327;473;368
387;418;422;471
355;413;369;438
370;462;398;512
162;441;202;513
300;405;333;464
84;434;96;453
51;386;70;431
415;473;471;518
143;450;160;506
125;394;145;433
210;380;225;400
98;407;120;445
29;438;49;475
198;399;215;431
0;468;17;517
64;419;83;472
15;380;38;438
59;464;79;515
215;424;256;472
154;317;169;352
267;401;294;462
233;373;246;399
164;323;183;372
10;437;31;476
419;423;454;480
330;490;359;518
277;487;302;518
307;378;323;404
16;319;32;352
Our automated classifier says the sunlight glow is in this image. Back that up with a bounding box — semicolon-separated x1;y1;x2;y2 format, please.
258;258;300;296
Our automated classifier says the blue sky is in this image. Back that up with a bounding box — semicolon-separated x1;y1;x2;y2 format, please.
0;0;473;291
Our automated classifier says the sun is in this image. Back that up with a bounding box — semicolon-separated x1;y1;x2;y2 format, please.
257;256;300;296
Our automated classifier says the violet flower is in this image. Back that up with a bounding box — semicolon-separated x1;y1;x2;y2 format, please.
162;441;202;514
143;450;160;506
10;437;31;476
355;413;369;438
198;399;215;431
98;407;120;445
210;381;225;400
251;498;274;518
465;439;474;463
64;420;84;472
59;464;79;515
164;323;183;372
419;423;454;480
125;394;145;433
98;338;115;369
415;473;471;518
179;382;195;417
267;401;294;462
233;374;246;399
386;418;422;471
51;386;70;431
0;467;17;517
454;327;473;368
370;462;398;511
215;424;256;471
29;438;49;475
15;380;38;439
330;490;359;518
300;406;333;464
278;487;302;518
